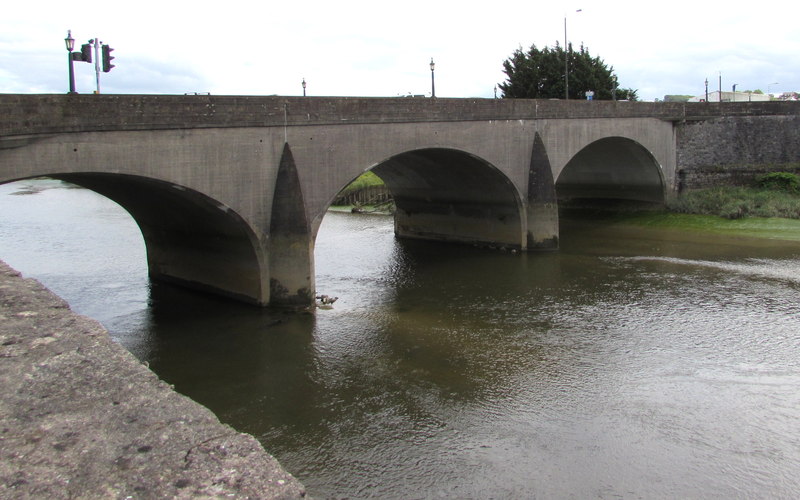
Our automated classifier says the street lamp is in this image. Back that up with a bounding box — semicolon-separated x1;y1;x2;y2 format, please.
768;82;778;99
64;30;76;94
430;58;436;98
564;9;582;100
302;78;306;96
704;78;708;102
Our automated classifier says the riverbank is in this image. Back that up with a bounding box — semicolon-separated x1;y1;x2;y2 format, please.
0;260;307;499
562;209;800;242
332;200;800;243
328;204;393;215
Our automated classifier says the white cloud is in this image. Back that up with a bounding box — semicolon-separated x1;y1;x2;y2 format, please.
1;0;797;100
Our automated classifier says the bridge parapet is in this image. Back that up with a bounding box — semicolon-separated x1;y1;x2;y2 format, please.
2;94;799;137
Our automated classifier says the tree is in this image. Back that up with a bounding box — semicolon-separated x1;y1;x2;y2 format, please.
498;42;638;101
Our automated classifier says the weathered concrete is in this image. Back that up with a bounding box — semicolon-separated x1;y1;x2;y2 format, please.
1;95;798;306
0;260;307;499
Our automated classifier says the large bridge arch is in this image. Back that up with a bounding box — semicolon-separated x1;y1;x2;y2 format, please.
59;173;268;304
555;136;666;204
0;126;282;305
1;173;269;305
325;147;527;250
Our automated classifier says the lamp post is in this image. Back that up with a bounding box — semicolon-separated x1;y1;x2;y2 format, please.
704;78;708;102
768;82;778;99
64;30;76;94
302;78;306;96
430;58;436;98
564;9;582;100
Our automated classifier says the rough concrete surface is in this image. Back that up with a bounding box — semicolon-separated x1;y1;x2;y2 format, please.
0;260;307;499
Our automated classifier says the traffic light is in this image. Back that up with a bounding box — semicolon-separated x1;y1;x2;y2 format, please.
102;44;115;73
80;43;92;63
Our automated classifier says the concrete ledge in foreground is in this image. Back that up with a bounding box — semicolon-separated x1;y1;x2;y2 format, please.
0;260;307;499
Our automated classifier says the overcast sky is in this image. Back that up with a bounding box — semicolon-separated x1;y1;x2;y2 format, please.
1;1;797;101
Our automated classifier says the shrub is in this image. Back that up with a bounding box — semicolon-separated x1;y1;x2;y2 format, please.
756;172;800;193
336;171;385;197
668;186;800;219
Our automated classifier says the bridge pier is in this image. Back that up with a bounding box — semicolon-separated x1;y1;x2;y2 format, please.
268;144;315;307
526;133;559;250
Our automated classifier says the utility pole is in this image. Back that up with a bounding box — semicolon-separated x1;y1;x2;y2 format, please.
564;16;568;100
90;38;102;93
564;9;582;100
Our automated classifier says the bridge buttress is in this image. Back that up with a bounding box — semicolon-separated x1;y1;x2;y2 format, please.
268;143;315;307
526;133;559;250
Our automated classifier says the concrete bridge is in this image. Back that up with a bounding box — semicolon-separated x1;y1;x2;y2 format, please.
1;95;798;307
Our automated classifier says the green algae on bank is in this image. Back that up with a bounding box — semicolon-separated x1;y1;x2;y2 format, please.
592;212;800;242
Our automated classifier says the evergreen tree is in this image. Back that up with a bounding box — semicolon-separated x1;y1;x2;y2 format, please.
498;43;638;101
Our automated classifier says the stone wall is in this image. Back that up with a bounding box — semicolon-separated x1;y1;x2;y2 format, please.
676;115;800;191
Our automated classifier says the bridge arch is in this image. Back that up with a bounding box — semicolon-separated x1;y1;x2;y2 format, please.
330;147;526;251
4;173;268;305
555;136;666;205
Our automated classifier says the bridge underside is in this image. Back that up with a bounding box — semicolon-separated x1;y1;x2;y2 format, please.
556;137;665;206
370;148;526;251
50;173;268;306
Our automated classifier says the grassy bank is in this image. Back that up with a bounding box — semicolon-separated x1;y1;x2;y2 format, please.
597;173;800;241
667;186;800;220
668;172;800;219
332;171;800;240
590;211;800;242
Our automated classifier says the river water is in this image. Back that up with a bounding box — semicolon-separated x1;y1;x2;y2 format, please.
2;179;800;498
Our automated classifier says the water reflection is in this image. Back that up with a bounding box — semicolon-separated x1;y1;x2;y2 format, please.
2;180;800;498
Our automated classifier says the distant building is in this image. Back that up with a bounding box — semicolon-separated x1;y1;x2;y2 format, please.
688;91;771;102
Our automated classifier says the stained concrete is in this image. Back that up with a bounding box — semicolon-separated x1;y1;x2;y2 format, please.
0;260;308;499
2;95;797;306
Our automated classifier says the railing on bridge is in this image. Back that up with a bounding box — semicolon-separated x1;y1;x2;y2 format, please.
331;185;393;208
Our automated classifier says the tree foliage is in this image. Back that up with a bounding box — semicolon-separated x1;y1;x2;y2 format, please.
498;43;638;101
